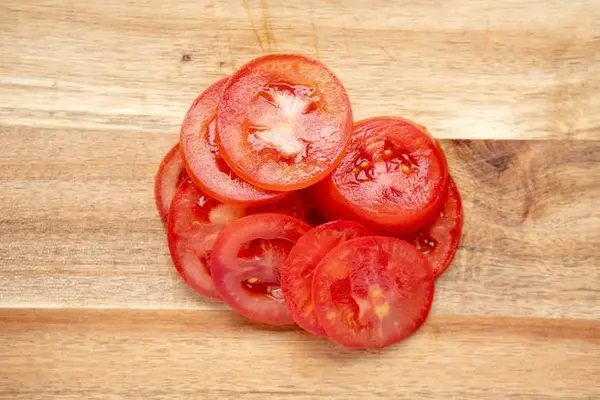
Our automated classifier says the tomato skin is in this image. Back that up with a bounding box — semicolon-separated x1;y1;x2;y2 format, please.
312;236;435;349
210;213;311;325
181;77;285;206
403;177;463;278
167;181;304;301
217;53;353;192
154;144;187;223
281;220;373;336
314;117;449;235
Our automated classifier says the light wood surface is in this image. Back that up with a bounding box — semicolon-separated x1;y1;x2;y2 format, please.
1;1;599;399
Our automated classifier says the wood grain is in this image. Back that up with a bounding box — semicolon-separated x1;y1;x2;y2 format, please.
1;0;599;140
1;0;599;399
1;309;599;400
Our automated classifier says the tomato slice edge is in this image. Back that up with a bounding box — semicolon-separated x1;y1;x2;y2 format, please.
166;178;222;300
404;177;463;278
155;144;186;223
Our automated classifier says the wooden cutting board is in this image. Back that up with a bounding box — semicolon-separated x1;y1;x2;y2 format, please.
1;1;599;399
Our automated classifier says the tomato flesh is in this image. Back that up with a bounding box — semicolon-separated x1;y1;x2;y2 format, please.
315;117;449;234
312;236;435;349
403;177;463;278
181;77;285;206
210;213;311;325
167;180;304;300
281;220;372;336
217;54;353;191
154;144;187;223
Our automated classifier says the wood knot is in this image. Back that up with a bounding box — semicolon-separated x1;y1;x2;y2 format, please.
181;54;192;63
480;141;521;174
450;140;521;175
447;139;536;226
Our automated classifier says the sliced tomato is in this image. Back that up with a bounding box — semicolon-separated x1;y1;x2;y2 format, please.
181;77;285;206
167;180;304;300
210;213;311;325
281;220;372;336
217;54;353;191
155;144;187;223
315;117;449;234
312;236;434;349
403;177;463;278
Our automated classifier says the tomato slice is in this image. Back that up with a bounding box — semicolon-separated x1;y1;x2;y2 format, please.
210;213;311;325
312;236;434;349
167;180;304;300
403;177;463;278
154;144;187;223
281;220;372;336
315;117;449;234
217;54;353;191
181;77;286;206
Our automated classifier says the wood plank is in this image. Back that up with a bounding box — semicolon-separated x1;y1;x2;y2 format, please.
1;127;598;320
1;0;599;139
0;309;598;400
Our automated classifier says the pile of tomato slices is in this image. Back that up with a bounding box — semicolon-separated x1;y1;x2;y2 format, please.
154;54;463;349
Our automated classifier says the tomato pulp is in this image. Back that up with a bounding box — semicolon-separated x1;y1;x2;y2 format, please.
217;54;353;191
281;220;372;335
154;144;187;223
210;213;311;325
181;77;285;206
315;117;449;234
312;236;435;349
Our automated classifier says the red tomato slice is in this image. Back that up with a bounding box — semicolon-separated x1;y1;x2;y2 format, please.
210;213;311;325
181;77;286;206
167;180;304;300
281;220;373;336
315;117;449;234
154;144;187;223
403;177;463;278
312;236;435;349
217;54;353;191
